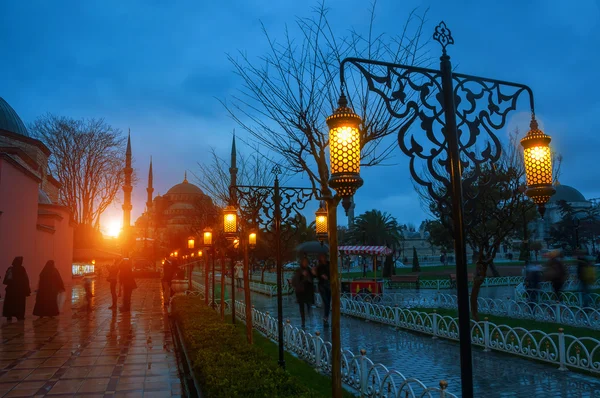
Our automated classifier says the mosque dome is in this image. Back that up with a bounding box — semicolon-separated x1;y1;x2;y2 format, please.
0;97;29;137
166;173;203;196
548;184;587;204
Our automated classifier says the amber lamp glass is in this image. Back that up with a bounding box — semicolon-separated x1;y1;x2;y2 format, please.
191;252;195;257
223;205;238;238
187;236;195;249
91;259;96;265
174;251;179;257
248;231;257;249
198;250;203;257
315;205;328;242
203;228;213;247
520;116;556;217
326;90;364;198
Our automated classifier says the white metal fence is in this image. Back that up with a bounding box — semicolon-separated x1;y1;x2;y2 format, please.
338;297;600;374
188;281;456;397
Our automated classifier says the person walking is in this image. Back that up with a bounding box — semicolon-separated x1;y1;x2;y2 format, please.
524;261;542;305
107;260;120;310
545;250;567;301
292;257;314;328
33;260;65;318
162;260;175;307
234;261;244;289
576;250;595;307
119;259;137;312
3;256;31;321
314;254;331;327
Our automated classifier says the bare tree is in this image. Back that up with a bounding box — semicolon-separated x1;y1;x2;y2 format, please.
224;2;429;197
192;144;279;208
30;114;129;227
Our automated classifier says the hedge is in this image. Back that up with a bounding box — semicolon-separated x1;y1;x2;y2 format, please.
171;296;321;397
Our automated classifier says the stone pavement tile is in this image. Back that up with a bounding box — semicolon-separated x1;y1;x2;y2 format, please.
0;352;27;360
47;379;84;394
76;377;110;393
60;366;91;379
95;356;119;366
0;382;17;396
142;382;170;391
4;387;40;397
40;358;69;368
71;357;98;367
0;370;33;383
24;367;58;381
87;365;115;378
114;392;143;398
13;359;46;369
14;380;46;390
28;350;57;359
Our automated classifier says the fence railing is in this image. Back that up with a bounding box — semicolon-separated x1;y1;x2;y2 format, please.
191;272;293;297
338;298;600;374
188;281;456;397
340;292;600;331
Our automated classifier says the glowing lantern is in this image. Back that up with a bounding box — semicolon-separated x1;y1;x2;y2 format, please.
248;231;257;249
223;205;238;238
187;236;195;249
520;116;555;217
326;89;363;201
315;204;328;243
203;228;213;247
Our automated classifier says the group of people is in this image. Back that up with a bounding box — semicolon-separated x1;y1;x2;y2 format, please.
2;256;65;321
291;254;331;328
525;249;596;305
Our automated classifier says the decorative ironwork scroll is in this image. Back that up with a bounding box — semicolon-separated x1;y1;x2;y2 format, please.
340;21;535;219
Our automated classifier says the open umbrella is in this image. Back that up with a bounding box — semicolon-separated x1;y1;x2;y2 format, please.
296;240;329;254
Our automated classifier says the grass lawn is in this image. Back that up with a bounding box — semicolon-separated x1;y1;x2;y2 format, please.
244;325;355;398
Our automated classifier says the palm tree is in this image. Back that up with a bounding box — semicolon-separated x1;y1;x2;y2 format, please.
346;210;403;276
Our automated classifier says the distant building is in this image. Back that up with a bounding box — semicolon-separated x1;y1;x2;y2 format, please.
0;97;74;288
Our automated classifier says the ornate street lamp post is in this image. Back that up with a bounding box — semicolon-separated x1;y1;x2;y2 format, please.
331;22;555;398
231;166;320;368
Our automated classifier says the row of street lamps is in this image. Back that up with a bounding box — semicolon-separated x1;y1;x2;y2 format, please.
166;22;556;398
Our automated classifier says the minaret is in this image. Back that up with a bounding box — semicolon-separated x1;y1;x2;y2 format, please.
122;129;133;232
229;134;238;202
146;157;154;212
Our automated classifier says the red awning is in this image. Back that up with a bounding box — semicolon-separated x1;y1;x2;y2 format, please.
338;246;393;256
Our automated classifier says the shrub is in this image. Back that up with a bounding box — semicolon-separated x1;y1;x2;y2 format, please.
172;296;320;397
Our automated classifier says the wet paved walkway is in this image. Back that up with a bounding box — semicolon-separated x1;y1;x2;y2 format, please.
247;291;600;397
0;278;182;398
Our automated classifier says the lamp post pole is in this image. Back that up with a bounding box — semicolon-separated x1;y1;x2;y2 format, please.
231;166;319;369
334;21;555;397
211;247;216;308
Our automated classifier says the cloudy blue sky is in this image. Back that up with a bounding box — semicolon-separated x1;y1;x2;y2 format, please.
1;0;599;230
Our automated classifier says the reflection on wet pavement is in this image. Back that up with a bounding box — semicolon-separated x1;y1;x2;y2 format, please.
0;278;182;397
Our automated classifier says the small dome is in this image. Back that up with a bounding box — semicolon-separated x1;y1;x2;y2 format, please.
549;184;587;203
38;190;52;204
166;174;203;196
0;97;29;137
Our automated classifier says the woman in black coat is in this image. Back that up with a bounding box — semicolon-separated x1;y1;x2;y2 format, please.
292;257;314;328
3;256;31;321
33;260;65;318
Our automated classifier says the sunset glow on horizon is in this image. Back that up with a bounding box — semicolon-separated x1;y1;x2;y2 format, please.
104;219;122;238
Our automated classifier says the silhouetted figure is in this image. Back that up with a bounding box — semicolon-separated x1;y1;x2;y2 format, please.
33;260;65;318
107;260;120;309
314;254;331;327
162;260;175;307
525;262;542;305
3;256;31;321
119;259;137;312
292;257;314;328
545;250;567;301
576;250;595;307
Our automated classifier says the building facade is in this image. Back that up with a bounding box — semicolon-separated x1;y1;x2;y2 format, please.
0;97;74;289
